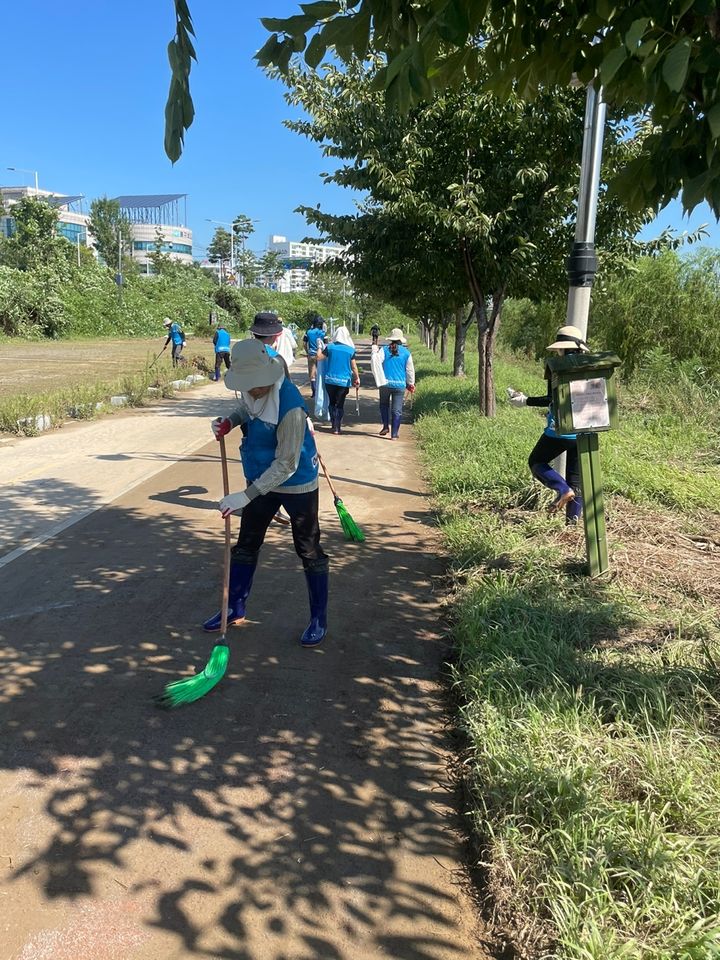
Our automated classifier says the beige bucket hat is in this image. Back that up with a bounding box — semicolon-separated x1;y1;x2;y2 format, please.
546;325;589;352
387;327;407;344
224;339;285;392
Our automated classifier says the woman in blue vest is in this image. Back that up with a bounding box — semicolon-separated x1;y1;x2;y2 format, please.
318;325;360;435
508;324;588;523
212;321;231;381
206;339;329;646
302;314;326;397
379;328;415;440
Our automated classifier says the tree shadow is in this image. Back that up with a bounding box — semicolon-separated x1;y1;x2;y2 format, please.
0;460;481;958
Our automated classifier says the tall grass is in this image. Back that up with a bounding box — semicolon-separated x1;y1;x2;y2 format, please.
413;342;720;958
0;360;183;435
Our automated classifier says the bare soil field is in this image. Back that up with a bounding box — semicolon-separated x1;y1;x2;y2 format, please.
0;337;216;399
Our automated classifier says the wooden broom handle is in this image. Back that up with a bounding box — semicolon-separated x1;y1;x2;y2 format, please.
219;436;232;637
316;449;340;500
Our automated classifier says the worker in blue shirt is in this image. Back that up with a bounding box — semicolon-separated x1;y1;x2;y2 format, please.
212;321;231;381
162;316;186;367
302;314;326;397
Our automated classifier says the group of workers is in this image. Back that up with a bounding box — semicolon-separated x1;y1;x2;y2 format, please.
158;311;586;650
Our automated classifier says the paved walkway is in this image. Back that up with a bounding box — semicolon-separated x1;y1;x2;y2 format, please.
0;348;489;959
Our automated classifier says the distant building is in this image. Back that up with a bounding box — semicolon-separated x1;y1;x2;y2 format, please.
267;235;347;292
0;186;89;246
115;194;193;273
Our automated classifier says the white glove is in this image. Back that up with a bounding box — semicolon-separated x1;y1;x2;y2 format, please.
507;387;527;407
219;491;250;518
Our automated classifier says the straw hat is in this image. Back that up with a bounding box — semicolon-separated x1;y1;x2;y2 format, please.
387;327;407;344
224;339;284;392
546;325;589;352
163;317;172;327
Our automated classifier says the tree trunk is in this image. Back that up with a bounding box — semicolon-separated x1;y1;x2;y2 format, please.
431;318;440;354
440;314;450;363
481;290;506;417
453;304;474;377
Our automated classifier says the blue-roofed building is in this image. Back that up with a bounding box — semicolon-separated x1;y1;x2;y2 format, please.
0;186;90;247
114;194;193;273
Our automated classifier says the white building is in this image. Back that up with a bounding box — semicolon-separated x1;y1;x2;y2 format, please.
115;194;193;272
0;186;90;247
267;235;347;292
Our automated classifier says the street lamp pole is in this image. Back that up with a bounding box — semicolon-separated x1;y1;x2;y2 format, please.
6;166;39;193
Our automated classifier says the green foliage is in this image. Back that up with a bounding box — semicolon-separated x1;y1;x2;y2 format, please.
411;341;720;956
250;0;720;217
212;286;255;329
0;196;74;275
0;265;66;338
283;58;657;414
165;0;196;163
207;226;231;276
88;197;133;270
258;249;286;286
591;250;720;378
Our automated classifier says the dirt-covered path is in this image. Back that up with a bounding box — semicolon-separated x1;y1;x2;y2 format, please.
0;346;490;959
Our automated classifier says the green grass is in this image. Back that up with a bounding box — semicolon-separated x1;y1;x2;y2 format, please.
412;342;720;959
0;360;189;435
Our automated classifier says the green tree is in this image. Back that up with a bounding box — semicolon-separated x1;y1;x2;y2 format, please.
88;197;133;271
207;226;232;281
258;249;286;288
0;196;72;274
235;248;259;287
249;0;720;217
286;60;660;414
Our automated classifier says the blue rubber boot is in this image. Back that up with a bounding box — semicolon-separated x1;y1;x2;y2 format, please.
202;562;256;632
300;571;328;647
379;404;390;436
390;412;402;440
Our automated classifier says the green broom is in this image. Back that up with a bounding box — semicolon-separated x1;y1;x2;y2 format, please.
155;436;233;708
316;449;365;543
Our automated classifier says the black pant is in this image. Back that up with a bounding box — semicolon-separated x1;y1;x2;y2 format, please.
326;384;350;412
214;351;231;378
528;434;579;484
171;342;184;366
233;488;328;573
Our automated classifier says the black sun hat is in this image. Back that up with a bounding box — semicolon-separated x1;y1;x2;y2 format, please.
250;312;283;337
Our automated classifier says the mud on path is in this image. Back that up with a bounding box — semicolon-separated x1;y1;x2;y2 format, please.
0;345;491;960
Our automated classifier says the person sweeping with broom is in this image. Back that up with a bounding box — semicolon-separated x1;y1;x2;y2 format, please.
204;338;329;647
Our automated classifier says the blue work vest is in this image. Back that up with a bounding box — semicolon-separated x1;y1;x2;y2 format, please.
305;327;325;353
240;378;318;488
382;345;410;389
324;343;355;387
544;404;576;441
170;322;184;346
214;328;231;353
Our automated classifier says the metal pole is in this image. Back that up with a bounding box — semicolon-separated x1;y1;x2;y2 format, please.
555;83;607;478
230;232;234;284
76;234;81;268
565;83;607;339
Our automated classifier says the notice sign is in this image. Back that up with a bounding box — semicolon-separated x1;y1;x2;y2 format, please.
569;378;610;431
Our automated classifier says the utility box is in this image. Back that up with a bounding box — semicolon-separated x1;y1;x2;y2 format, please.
546;351;621;435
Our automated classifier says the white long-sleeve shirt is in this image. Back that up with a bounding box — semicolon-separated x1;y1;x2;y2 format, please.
228;399;317;499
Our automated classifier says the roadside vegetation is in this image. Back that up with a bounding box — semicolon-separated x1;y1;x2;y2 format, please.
412;338;720;959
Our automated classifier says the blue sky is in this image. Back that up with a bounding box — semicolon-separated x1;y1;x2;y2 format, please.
3;1;718;256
